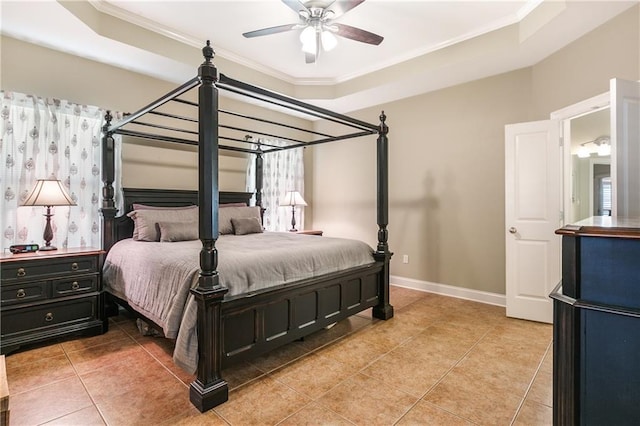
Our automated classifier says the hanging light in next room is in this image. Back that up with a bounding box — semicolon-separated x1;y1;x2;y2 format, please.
577;136;611;158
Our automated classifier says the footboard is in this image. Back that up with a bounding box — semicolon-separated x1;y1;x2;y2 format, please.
221;262;383;366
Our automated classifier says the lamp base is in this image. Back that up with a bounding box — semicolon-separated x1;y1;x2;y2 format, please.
40;207;57;251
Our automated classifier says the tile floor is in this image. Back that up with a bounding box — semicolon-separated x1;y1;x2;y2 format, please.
5;286;553;425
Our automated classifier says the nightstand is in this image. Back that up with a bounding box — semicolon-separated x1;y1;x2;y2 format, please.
295;230;323;236
0;248;107;354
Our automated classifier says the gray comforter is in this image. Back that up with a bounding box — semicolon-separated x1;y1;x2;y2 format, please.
102;232;374;372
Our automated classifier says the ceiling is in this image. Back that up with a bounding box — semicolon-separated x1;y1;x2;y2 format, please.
1;1;637;113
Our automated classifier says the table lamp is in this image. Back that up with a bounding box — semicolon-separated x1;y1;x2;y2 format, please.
280;191;307;232
21;179;76;251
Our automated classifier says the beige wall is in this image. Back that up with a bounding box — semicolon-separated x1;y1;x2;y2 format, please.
312;5;639;295
531;4;640;118
313;69;533;294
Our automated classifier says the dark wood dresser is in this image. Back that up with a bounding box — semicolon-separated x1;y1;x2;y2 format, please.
552;217;640;425
0;248;107;354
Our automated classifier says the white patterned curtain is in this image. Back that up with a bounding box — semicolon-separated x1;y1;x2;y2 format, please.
0;92;108;252
247;139;305;232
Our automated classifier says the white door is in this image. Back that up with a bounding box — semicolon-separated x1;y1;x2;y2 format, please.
505;120;561;323
611;78;640;217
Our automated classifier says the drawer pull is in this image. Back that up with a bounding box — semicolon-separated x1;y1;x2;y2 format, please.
16;289;26;298
45;312;54;322
17;268;26;277
71;281;80;290
71;262;79;271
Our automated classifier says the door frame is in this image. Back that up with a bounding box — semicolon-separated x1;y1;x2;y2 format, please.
550;92;609;224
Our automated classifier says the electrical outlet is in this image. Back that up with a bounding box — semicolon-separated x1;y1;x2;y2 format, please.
402;254;409;264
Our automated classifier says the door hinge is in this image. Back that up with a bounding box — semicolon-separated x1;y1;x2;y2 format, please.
560;210;565;221
559;136;564;147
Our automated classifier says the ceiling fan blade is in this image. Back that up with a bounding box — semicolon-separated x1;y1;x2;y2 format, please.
305;31;319;64
333;23;383;45
281;0;309;15
305;51;316;64
242;24;298;38
327;0;365;19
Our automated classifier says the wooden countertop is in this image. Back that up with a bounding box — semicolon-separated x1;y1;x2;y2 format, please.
556;216;640;238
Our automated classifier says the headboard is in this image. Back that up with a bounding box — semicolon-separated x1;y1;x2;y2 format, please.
111;188;253;243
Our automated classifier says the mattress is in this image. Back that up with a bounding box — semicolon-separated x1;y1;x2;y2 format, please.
102;231;375;372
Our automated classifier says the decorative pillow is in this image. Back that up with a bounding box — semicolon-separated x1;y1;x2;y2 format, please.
127;207;198;241
157;221;198;242
221;202;248;208
132;203;196;210
218;206;261;235
231;217;264;235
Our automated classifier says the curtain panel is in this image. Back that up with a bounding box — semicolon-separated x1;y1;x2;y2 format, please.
247;140;305;232
0;92;109;252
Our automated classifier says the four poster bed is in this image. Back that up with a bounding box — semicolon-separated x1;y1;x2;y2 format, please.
100;41;393;412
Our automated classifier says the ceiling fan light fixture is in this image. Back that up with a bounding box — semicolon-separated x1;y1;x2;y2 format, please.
302;40;317;55
244;0;383;63
321;30;337;51
299;26;315;45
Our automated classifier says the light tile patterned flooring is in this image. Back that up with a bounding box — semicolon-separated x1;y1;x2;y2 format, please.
5;286;553;425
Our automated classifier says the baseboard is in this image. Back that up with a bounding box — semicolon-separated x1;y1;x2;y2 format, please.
390;275;506;307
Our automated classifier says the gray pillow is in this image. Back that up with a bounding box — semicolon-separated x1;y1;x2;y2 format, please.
127;207;198;241
158;221;198;242
231;217;264;235
219;206;261;234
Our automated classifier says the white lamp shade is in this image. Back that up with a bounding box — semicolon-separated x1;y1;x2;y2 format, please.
299;26;315;45
280;191;307;207
300;26;317;55
321;30;337;51
21;179;76;207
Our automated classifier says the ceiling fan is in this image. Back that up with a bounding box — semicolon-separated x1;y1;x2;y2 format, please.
242;0;384;64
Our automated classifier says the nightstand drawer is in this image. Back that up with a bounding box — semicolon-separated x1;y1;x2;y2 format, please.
52;275;98;297
1;256;98;282
1;297;98;336
1;281;48;306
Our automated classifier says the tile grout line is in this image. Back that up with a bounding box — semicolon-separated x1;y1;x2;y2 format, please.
60;341;110;426
212;317;380;424
391;321;494;425
509;338;553;426
270;298;431;425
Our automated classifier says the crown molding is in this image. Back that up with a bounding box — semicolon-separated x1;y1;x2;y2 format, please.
87;0;537;88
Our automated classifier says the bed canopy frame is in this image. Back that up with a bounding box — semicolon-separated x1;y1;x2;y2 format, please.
100;41;393;412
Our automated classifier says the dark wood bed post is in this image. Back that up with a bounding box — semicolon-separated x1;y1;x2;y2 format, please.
189;41;229;412
372;111;394;320
255;142;265;220
101;111;118;253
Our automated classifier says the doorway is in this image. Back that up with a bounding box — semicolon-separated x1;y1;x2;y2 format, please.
506;78;640;323
566;107;611;223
